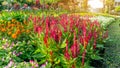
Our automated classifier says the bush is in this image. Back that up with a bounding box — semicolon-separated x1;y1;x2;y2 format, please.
0;13;108;68
115;6;120;12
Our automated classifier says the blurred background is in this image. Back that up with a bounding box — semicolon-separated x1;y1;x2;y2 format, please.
0;0;119;15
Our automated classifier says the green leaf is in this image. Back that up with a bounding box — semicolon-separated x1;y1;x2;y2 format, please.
46;63;52;68
91;54;103;60
60;39;67;48
38;58;47;65
96;44;105;48
32;53;46;59
55;65;61;68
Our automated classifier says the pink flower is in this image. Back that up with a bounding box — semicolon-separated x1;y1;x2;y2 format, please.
30;60;39;68
5;60;14;68
41;61;47;68
30;60;34;64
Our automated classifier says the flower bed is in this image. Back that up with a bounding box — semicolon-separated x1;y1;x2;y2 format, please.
0;14;108;68
90;16;115;29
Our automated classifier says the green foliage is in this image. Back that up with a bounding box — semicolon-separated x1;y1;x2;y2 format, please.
115;6;120;12
90;16;115;29
0;11;109;67
40;0;60;4
0;11;28;22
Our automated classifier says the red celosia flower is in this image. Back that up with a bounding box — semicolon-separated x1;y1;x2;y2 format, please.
50;29;59;42
44;36;48;48
35;0;40;5
45;17;50;28
50;51;53;56
35;26;42;34
70;31;80;58
93;40;96;49
72;64;75;68
58;30;62;42
82;22;88;49
64;40;70;60
93;31;98;49
70;42;77;58
82;50;86;66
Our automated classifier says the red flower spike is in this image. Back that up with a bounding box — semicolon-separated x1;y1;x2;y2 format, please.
82;50;86;66
71;31;80;58
35;26;42;35
35;0;40;5
72;64;75;68
50;51;53;56
44;36;48;48
50;29;59;42
64;40;70;60
93;40;96;49
58;30;62;42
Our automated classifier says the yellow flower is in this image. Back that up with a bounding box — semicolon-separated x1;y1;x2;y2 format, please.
7;21;11;25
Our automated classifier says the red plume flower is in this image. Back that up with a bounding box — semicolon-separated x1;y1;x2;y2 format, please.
64;40;70;60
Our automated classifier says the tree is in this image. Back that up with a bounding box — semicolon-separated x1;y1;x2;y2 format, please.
83;0;88;10
104;0;115;13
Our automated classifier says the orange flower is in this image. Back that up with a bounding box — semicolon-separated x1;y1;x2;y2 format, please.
11;19;16;23
17;22;20;25
21;29;25;32
23;20;27;25
26;29;30;33
16;29;21;34
1;28;6;32
1;24;4;27
21;26;24;28
11;34;17;39
8;32;12;35
11;24;15;27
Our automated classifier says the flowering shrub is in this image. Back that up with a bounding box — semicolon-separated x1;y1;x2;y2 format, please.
28;14;107;67
90;16;115;29
0;37;37;68
0;19;31;41
0;13;108;67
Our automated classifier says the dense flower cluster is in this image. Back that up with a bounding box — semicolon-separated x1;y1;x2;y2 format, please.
29;14;107;67
0;19;30;39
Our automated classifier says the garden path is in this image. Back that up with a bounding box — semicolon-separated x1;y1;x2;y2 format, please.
104;18;120;68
